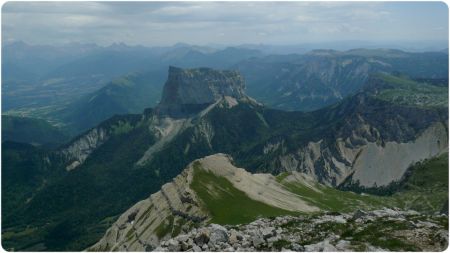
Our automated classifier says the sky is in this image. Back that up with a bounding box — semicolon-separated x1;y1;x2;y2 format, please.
1;1;449;47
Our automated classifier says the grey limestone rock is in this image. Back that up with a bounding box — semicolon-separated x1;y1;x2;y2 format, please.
229;229;243;244
153;209;447;252
261;227;276;239
209;224;229;244
251;235;265;247
352;209;367;220
156;66;247;118
192;245;202;252
167;239;180;251
194;228;210;246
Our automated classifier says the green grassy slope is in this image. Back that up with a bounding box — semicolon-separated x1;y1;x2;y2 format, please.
373;73;448;108
189;152;448;227
278;177;391;212
190;162;296;225
391;153;448;213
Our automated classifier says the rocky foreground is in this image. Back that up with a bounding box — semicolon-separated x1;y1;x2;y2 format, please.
155;208;448;252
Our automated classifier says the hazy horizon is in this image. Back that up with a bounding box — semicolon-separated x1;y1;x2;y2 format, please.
2;1;448;49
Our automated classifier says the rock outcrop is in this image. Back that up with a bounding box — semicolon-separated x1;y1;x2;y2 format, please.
271;121;448;187
89;165;207;251
259;90;448;187
62;127;109;171
155;209;448;252
89;154;319;251
156;66;248;117
90;152;448;252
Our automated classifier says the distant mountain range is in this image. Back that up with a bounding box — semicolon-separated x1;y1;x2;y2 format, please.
64;48;447;134
237;49;448;111
2;66;447;251
5;42;447;138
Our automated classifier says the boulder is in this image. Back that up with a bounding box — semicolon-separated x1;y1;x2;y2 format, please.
207;242;216;251
417;221;438;228
252;235;265;247
266;236;280;244
153;246;166;252
261;227;275;239
291;243;304;251
366;244;387;251
382;208;401;217
209;224;229;243
192;245;202;252
405;210;420;216
335;240;351;251
224;246;235;252
181;241;190;251
177;234;190;243
241;239;251;248
435;229;449;248
275;228;283;235
304;240;337;252
333;216;347;224
229;229;243;244
167;239;180;251
194;228;210;246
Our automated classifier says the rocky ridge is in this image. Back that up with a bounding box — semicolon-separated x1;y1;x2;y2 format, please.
89;165;207;251
155;209;448;252
89;151;450;252
89;154;320;251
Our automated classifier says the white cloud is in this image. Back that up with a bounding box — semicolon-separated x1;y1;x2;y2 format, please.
1;2;447;46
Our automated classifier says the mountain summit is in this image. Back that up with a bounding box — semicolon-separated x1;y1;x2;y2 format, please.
156;66;247;117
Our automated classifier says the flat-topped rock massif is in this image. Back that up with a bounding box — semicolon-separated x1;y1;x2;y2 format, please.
156;66;247;117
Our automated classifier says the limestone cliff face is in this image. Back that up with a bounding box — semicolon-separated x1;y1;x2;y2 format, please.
89;165;207;251
258;93;449;187
61;127;109;171
270;122;448;187
156;66;247;117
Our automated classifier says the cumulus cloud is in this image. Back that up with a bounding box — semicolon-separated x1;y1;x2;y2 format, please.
1;1;448;46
